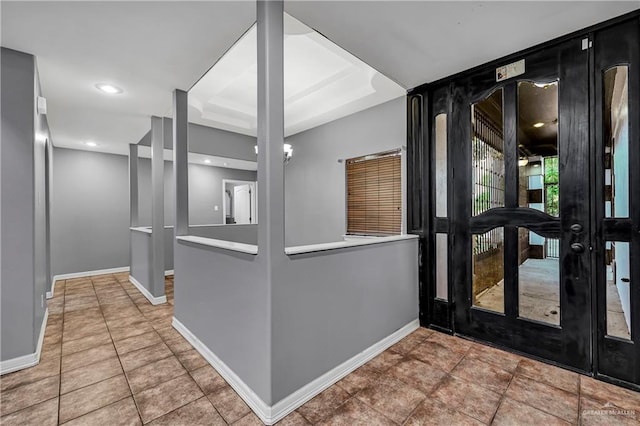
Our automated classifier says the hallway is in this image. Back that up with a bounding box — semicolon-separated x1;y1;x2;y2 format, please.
1;273;639;425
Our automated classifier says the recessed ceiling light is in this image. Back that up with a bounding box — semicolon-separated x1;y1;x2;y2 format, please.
223;162;228;166
95;83;123;94
204;159;211;164
533;122;545;128
85;141;98;147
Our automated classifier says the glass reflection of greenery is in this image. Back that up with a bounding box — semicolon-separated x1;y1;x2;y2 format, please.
544;156;559;216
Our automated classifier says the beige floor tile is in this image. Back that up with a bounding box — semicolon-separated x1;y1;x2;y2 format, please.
316;398;395;426
61;343;117;372
405;397;484;426
113;331;162;355
297;384;351;424
0;356;61;392
61;397;141;426
190;365;228;395
134;373;204;423
148;397;226;426
119;342;174;372
0;397;58;426
61;331;112;356
355;375;426;424
506;375;578;423
59;374;130;423
126;356;186;394
176;349;208;371
493;397;571;426
207;385;253;424
0;376;59;417
61;356;123;394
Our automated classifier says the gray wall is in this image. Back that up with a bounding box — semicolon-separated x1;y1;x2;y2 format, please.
130;231;152;292
51;148;256;276
271;239;418;403
138;121;257;162
137;160;256;226
51;148;130;276
174;241;271;401
129;227;174;294
284;97;406;246
189;224;257;245
1;48;48;362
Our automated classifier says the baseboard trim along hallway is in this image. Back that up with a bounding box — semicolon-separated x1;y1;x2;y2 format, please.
48;266;130;298
172;316;419;425
0;309;48;375
129;275;167;305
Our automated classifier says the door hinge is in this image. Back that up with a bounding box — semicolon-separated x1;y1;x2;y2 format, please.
581;38;592;50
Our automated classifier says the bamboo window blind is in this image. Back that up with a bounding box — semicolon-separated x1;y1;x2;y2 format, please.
346;150;401;235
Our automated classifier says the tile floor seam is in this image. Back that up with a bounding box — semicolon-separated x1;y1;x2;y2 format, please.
429;386;489;425
114;277;204;425
184;365;229;424
350;378;417;426
487;363;517;425
59;394;132;425
90;276;144;426
508;375;578;424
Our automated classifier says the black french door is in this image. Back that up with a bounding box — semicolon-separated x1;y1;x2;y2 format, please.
410;14;640;388
450;36;592;372
593;19;640;387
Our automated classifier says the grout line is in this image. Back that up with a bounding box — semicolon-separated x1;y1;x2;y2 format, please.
96;276;145;425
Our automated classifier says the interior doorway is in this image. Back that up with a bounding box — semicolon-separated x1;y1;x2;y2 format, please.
222;179;257;224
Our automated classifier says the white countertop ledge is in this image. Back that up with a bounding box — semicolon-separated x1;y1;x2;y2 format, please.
130;227;152;234
176;235;258;255
285;234;419;255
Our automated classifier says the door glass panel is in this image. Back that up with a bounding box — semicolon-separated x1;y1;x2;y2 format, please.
473;228;504;313
604;66;629;218
472;89;504;216
517;81;559;216
606;241;632;339
518;228;560;325
436;233;448;300
435;113;447;217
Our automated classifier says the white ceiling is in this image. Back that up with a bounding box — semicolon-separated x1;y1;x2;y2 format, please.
2;1;639;156
188;13;405;137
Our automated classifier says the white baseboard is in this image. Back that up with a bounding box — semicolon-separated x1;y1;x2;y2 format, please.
165;270;174;276
1;309;48;375
172;316;419;425
129;276;167;305
48;266;130;299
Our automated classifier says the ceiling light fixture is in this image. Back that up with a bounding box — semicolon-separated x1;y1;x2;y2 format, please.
533;122;545;128
204;159;211;164
95;83;123;94
85;141;97;147
518;158;529;167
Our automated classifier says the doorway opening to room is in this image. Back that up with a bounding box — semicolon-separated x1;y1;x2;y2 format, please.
222;179;257;225
409;15;640;390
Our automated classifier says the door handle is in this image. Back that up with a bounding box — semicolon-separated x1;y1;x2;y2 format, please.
571;242;585;253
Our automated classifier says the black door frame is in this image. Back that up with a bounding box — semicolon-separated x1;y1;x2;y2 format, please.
592;18;640;387
408;10;640;390
449;37;592;373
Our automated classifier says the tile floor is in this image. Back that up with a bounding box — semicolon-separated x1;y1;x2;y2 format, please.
1;272;639;425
